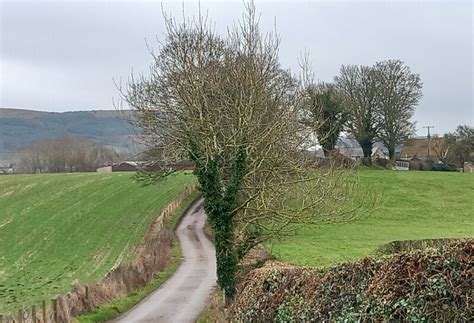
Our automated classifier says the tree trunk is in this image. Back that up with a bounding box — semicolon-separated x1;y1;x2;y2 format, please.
199;187;239;303
388;143;396;163
208;208;238;302
358;138;373;165
189;140;246;304
322;141;333;158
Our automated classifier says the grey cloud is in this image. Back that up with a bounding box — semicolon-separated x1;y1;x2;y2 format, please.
1;0;472;135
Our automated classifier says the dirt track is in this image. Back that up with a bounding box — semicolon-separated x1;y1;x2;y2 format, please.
113;199;217;322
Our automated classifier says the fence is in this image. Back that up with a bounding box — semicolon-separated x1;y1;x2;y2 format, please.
395;160;410;171
0;300;61;323
0;182;199;323
146;182;199;235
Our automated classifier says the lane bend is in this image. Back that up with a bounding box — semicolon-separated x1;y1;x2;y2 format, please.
113;199;216;323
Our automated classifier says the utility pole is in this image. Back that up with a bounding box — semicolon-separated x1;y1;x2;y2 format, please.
423;126;434;157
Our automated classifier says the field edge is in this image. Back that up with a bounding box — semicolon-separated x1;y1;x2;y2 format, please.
76;191;202;322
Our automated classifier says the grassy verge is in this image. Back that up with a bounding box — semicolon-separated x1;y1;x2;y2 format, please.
197;290;225;323
77;190;202;322
77;244;181;323
267;170;474;266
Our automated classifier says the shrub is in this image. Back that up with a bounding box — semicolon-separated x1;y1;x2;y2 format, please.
375;238;456;255
230;239;473;322
431;162;457;172
373;158;390;168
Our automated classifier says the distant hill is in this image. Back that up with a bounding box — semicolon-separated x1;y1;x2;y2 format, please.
0;108;141;160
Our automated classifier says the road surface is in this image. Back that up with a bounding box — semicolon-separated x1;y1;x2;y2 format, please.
113;199;217;322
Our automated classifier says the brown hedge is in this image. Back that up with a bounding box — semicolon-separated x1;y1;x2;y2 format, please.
230;239;473;322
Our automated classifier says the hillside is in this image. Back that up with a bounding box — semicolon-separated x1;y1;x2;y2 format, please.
0;108;139;160
268;170;474;266
0;172;195;311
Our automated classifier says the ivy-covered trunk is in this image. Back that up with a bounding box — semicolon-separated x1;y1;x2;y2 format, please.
204;201;238;301
189;138;247;302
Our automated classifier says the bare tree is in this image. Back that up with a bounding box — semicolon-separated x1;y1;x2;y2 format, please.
432;135;450;163
335;65;379;163
302;82;346;157
439;125;474;167
13;136;118;173
373;60;422;162
14;145;43;174
121;3;357;301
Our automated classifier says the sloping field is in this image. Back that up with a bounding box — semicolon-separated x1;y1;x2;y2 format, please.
268;170;474;266
0;172;195;311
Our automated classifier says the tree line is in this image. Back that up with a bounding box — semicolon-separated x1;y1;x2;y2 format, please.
13;136;119;173
303;60;423;163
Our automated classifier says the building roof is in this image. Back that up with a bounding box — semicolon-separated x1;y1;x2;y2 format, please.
399;137;443;159
111;161;140;171
120;161;138;167
336;138;364;158
335;138;402;159
373;142;389;154
371;146;385;155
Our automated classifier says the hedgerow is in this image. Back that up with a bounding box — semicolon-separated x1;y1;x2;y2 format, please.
231;239;473;322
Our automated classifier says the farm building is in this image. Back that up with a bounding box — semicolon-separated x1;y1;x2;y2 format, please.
0;161;13;175
335;138;364;160
97;160;195;173
112;161;139;172
96;166;112;173
399;137;443;160
372;144;392;159
371;146;388;159
335;138;403;161
96;161;141;172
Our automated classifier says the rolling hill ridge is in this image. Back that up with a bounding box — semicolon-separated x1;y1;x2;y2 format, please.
0;108;140;159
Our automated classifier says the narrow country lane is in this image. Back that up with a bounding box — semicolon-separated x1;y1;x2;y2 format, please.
113;199;217;323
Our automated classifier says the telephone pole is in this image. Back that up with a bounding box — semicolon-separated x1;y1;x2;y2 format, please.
423;126;434;157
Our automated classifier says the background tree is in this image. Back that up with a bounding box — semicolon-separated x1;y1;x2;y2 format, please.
373;60;422;162
443;125;474;167
121;3;357;301
302;82;346;157
432;134;450;163
13;136;118;173
335;65;379;163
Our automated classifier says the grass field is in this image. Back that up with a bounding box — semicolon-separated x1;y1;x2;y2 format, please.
0;172;195;312
78;190;202;322
268;170;474;266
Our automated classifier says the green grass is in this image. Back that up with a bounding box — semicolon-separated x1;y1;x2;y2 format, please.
78;244;181;323
267;170;474;266
77;191;201;322
0;172;195;312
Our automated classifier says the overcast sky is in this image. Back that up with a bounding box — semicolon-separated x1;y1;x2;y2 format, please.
1;0;472;135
